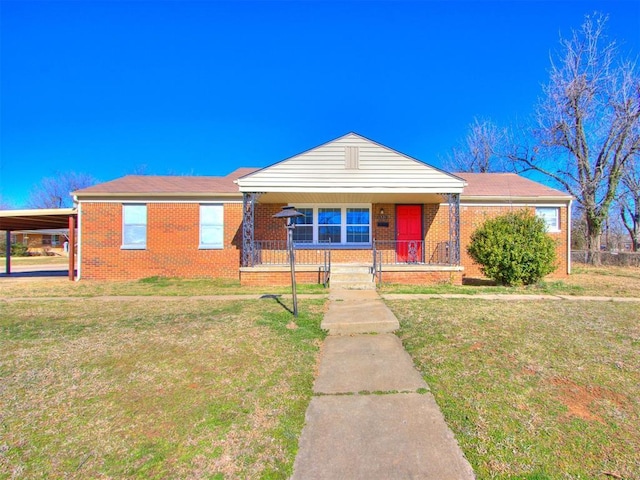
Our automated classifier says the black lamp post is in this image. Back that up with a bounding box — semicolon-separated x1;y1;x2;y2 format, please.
273;206;304;317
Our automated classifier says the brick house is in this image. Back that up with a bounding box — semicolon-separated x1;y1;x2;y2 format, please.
73;133;572;284
12;231;68;255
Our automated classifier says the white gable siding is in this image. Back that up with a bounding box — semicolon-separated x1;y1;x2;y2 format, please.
237;134;466;194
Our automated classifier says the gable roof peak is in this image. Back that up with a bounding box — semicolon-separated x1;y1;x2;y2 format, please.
237;133;466;194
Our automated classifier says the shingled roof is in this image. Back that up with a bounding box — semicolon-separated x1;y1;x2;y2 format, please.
73;168;259;197
73;168;570;202
456;173;571;200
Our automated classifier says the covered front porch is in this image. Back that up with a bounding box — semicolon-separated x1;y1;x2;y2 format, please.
235;133;466;286
238;197;463;286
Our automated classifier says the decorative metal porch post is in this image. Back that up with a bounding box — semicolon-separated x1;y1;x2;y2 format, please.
447;193;461;265
242;193;261;267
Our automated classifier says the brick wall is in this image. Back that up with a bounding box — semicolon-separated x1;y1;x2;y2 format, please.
80;202;243;281
79;200;569;283
380;270;463;285
255;203;288;241
459;203;569;279
240;269;325;286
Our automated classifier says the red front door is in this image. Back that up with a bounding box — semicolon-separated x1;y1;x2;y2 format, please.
396;205;423;263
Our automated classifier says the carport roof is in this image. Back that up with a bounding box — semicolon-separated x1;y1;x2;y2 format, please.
0;208;77;231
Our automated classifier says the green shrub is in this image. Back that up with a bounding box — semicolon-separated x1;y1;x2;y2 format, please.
467;210;557;286
11;243;29;256
0;240;28;257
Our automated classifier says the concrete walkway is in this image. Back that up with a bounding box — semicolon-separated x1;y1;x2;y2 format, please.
292;289;475;480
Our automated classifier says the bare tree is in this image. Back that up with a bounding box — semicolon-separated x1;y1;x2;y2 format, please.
445;118;509;172
620;154;639;251
509;13;640;263
27;172;97;209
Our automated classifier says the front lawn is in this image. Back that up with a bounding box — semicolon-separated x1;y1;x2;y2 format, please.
1;255;69;265
0;276;327;299
390;298;640;479
379;264;640;298
0;298;325;479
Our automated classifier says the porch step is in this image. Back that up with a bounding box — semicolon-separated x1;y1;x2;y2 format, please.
330;264;376;290
331;265;372;274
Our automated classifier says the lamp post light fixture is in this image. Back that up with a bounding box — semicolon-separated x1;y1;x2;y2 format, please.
273;206;304;317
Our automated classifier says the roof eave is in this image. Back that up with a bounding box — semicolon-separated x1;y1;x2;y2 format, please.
0;208;77;217
461;195;573;203
75;192;243;200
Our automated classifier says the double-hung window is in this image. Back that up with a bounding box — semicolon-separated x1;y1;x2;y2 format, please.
536;207;560;232
122;204;147;249
346;208;370;243
318;208;342;244
293;208;313;243
200;204;224;249
292;205;371;246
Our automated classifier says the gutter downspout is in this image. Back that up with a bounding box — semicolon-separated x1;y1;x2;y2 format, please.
75;196;82;281
68;215;75;281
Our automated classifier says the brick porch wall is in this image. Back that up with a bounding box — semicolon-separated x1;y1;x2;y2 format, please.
79;202;243;281
239;268;326;286
380;270;463;285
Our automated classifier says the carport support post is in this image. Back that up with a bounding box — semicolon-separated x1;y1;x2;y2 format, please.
68;215;75;281
5;231;10;274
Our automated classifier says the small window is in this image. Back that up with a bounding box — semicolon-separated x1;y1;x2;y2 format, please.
293;208;313;244
536;207;560;232
200;204;224;249
122;204;147;249
51;234;60;246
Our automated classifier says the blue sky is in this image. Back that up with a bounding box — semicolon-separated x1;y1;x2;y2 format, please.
1;0;639;207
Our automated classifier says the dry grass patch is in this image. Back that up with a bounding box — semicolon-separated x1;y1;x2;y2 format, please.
0;276;326;299
2;256;69;265
380;264;640;298
0;298;325;479
390;299;640;479
565;265;640;297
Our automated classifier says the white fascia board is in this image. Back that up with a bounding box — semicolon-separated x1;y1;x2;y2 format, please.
74;193;242;200
238;186;465;194
78;199;243;204
0;207;76;217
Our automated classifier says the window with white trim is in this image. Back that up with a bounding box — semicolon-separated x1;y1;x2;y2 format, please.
536;207;560;232
293;208;313;243
200;204;224;249
346;208;370;243
122;204;147;249
292;205;371;246
318;208;342;243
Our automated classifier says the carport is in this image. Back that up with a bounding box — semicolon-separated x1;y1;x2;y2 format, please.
0;208;77;280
